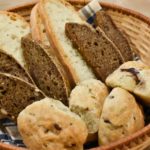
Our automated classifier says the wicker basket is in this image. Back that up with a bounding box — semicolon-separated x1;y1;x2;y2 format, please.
1;0;150;149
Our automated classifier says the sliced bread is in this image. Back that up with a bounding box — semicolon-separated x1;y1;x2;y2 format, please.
0;72;45;120
95;10;133;61
39;0;95;84
65;23;124;81
0;11;30;67
30;4;50;46
0;50;33;84
21;35;71;105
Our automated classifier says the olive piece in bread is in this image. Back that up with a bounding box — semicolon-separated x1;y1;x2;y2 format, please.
106;61;149;91
106;61;150;105
98;87;144;145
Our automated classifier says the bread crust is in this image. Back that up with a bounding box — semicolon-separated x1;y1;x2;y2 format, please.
18;98;88;150
30;4;42;43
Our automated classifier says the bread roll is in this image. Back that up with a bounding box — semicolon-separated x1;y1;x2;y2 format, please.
18;97;88;150
106;61;149;91
98;87;144;145
69;79;109;140
106;61;150;105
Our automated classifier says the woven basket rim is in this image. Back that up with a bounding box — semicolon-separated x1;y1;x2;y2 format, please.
7;0;150;26
0;142;26;150
91;124;150;150
1;1;150;150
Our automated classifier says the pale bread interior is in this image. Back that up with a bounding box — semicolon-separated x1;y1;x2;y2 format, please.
0;12;30;67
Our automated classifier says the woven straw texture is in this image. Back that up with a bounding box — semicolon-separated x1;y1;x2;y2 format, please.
1;0;150;150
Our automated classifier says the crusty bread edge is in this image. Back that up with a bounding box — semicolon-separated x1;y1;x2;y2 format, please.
30;4;42;43
39;0;83;84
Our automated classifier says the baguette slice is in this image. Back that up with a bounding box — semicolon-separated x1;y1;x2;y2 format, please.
30;4;50;46
39;0;95;84
21;35;71;105
65;23;124;81
0;50;33;84
0;11;30;67
95;11;133;61
0;73;45;120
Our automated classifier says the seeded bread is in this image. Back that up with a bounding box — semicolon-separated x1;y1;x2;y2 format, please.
0;50;33;84
39;0;95;84
18;97;88;150
21;35;71;105
30;4;50;46
0;11;30;67
65;23;124;81
95;11;133;61
106;61;150;105
0;73;45;120
98;87;144;145
69;79;109;141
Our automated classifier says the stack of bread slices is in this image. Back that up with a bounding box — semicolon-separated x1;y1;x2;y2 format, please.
0;0;149;150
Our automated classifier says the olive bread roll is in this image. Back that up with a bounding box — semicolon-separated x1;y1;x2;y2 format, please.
106;61;150;105
98;87;144;145
18;97;88;150
69;79;109;141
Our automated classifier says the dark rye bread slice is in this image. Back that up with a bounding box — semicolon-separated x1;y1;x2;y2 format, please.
65;23;124;81
21;35;71;105
0;73;45;120
95;10;133;61
0;50;33;84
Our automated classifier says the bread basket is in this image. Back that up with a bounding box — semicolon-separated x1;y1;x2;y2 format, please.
1;0;150;149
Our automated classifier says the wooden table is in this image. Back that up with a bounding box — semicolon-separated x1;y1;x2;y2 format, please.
0;0;150;17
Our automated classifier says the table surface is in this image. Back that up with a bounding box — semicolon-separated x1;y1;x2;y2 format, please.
0;0;150;17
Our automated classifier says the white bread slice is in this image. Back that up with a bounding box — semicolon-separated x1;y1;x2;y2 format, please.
30;4;50;46
39;0;95;84
0;11;30;67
